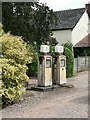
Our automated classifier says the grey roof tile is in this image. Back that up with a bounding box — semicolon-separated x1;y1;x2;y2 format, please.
52;8;85;30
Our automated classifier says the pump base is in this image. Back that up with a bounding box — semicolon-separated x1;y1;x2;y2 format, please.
30;86;54;92
60;84;74;88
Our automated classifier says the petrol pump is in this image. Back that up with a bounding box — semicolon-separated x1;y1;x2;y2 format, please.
52;45;66;85
38;45;52;87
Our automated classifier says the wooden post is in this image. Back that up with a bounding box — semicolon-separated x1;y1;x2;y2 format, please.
85;55;87;70
77;56;78;73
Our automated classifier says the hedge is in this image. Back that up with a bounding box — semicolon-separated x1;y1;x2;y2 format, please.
64;47;74;78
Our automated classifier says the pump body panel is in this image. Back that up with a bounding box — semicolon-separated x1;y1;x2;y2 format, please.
59;55;66;84
53;55;66;85
38;55;52;87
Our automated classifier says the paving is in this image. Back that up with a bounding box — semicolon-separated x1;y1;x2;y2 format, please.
1;71;88;118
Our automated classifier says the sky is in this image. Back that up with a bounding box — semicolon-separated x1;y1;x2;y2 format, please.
39;0;89;11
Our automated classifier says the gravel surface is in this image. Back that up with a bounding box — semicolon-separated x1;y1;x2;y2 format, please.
1;71;88;118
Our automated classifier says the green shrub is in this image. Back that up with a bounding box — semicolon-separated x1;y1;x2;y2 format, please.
62;41;73;52
50;45;55;55
1;59;29;104
0;33;32;104
64;47;74;78
26;44;38;77
0;23;4;36
27;57;38;77
2;33;31;64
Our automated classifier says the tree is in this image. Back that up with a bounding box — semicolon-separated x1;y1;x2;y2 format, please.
2;2;57;48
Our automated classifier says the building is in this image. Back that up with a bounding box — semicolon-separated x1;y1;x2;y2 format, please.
51;4;90;47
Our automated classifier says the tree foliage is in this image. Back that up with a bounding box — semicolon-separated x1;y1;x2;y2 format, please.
74;47;90;57
2;2;57;47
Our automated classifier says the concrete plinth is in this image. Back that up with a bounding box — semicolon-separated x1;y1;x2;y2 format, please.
26;84;74;91
60;84;74;88
30;86;54;92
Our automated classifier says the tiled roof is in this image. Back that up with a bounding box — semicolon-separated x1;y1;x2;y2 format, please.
52;8;85;30
74;34;90;47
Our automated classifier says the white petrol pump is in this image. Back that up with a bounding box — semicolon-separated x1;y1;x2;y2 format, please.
52;45;66;85
38;45;52;87
38;44;66;87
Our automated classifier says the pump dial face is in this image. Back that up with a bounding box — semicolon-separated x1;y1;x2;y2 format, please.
46;59;51;68
60;59;65;67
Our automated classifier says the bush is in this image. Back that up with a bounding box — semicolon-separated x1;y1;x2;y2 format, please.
50;45;55;55
0;33;32;104
27;57;38;77
2;33;31;64
62;41;73;52
64;47;74;78
26;44;38;77
0;23;4;36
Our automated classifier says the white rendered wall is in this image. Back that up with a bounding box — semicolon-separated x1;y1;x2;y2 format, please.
52;30;72;45
72;11;89;45
88;16;90;33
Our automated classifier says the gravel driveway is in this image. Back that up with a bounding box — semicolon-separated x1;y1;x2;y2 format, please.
1;71;88;118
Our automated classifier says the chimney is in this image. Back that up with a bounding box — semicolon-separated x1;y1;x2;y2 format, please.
85;2;90;17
